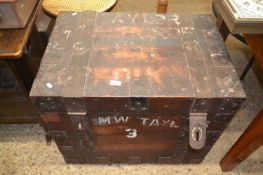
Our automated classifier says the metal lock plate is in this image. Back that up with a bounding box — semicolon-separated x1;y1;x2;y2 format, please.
189;113;208;150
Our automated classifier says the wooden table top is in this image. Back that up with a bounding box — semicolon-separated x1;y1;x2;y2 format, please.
0;1;42;59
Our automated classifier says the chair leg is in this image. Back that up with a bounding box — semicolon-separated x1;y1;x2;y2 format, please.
46;18;56;38
240;56;256;80
157;0;168;13
220;109;263;171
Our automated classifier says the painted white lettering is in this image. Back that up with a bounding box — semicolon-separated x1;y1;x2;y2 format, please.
140;117;150;125
149;119;159;126
162;120;170;127
125;128;137;138
114;116;129;123
170;121;179;128
98;117;111;125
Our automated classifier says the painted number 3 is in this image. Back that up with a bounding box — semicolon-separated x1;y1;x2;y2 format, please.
125;128;137;138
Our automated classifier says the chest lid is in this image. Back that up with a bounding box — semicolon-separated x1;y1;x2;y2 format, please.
30;12;245;100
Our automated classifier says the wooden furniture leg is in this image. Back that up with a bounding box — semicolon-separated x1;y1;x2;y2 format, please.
215;17;259;80
243;34;263;70
240;56;256;80
157;0;168;13
6;55;35;93
6;24;45;94
28;24;45;75
220;109;263;171
46;18;56;39
216;15;230;42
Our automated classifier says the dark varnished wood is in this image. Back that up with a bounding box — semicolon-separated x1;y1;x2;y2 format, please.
0;1;43;124
31;12;246;164
220;110;263;171
0;1;42;59
215;14;230;42
243;34;263;69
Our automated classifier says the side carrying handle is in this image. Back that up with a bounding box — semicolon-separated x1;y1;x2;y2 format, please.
189;113;208;150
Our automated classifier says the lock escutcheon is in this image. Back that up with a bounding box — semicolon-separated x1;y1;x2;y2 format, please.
189;113;208;150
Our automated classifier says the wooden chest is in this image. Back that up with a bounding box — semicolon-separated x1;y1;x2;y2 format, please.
30;12;246;164
0;0;39;29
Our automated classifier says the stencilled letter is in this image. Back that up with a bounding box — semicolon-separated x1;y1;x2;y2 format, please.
162;120;171;127
140;117;150;126
170;120;179;128
98;117;111;126
149;119;159;126
114;116;129;123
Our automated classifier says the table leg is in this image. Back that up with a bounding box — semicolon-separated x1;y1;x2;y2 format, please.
46;18;56;38
240;56;256;80
244;34;263;70
6;23;45;93
216;15;230;42
6;55;35;94
28;24;45;75
157;0;168;13
31;24;45;55
220;109;263;171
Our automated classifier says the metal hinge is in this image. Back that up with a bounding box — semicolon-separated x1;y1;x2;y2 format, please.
189;112;208;150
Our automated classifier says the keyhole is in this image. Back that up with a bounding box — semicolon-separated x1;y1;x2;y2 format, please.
192;126;202;142
195;130;200;141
